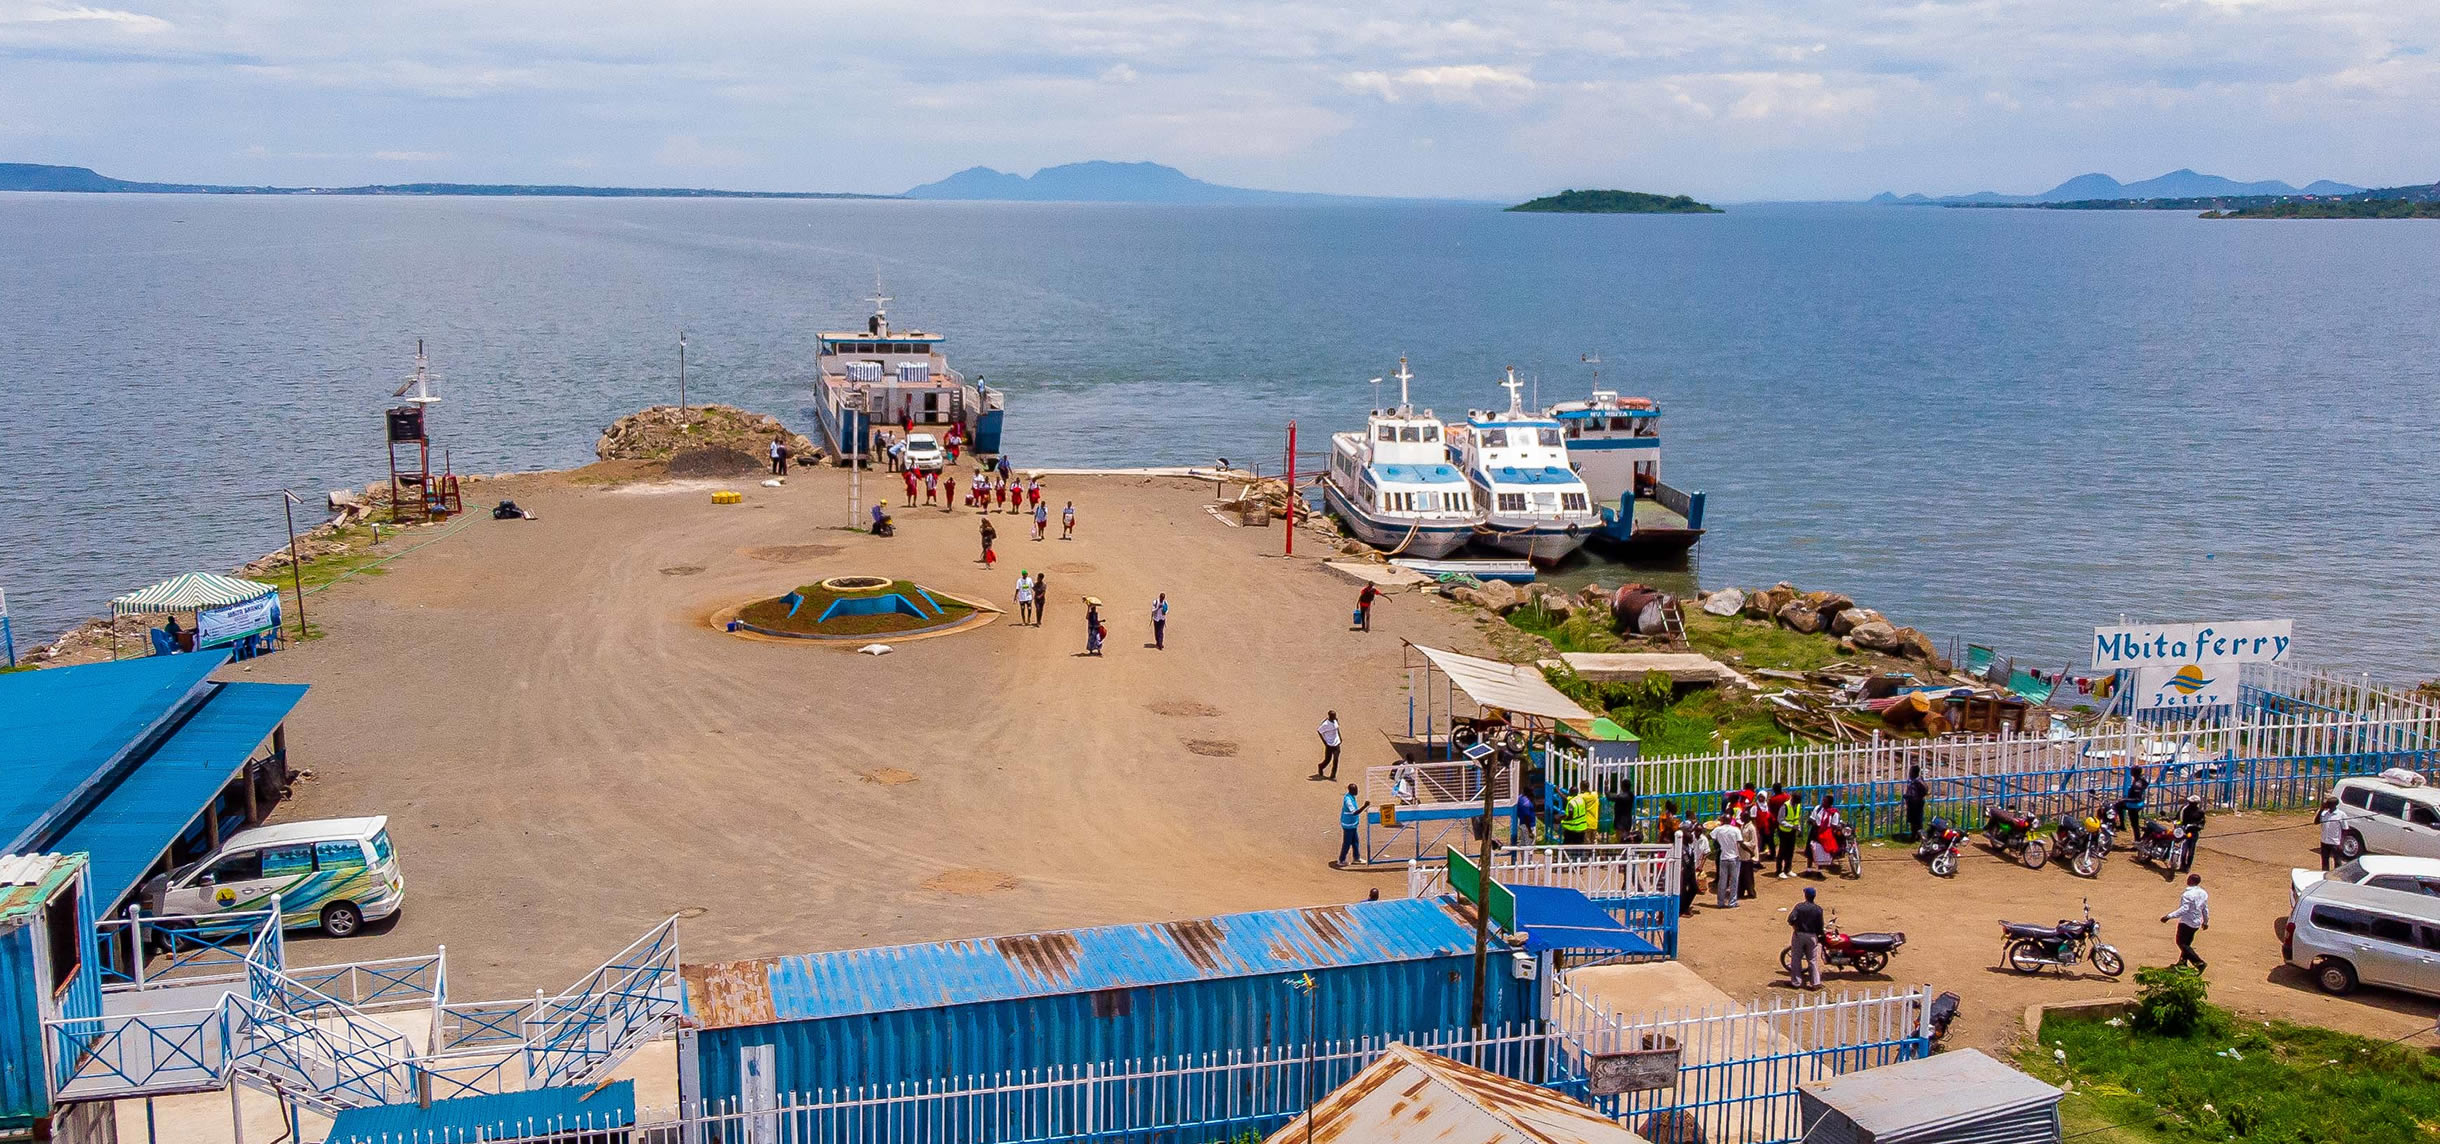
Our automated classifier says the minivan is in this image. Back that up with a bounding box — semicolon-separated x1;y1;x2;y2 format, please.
2329;776;2440;861
149;816;404;936
2280;879;2440;997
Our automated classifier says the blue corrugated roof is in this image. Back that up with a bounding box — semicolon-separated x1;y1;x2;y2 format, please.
56;682;307;908
691;897;1478;1029
1375;463;1464;485
324;1081;635;1142
0;653;228;854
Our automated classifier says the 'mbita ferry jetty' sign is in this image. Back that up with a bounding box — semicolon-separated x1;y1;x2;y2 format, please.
2091;620;2294;671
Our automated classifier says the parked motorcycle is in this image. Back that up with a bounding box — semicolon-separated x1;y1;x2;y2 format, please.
2131;817;2187;869
1980;806;2048;869
1915;817;1966;877
1997;900;2125;977
1829;822;1861;880
1780;914;1906;975
2052;812;2116;878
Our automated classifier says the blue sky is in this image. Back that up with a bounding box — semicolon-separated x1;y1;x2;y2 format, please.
1;0;2433;200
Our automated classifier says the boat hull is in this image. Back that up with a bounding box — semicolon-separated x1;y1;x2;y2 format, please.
1322;483;1474;559
1473;525;1590;565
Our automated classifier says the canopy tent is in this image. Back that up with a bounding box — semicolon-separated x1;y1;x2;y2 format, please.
110;572;278;615
1406;642;1599;726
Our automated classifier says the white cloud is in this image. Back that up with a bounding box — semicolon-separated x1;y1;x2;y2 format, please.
0;3;168;30
1340;64;1535;105
1100;63;1138;83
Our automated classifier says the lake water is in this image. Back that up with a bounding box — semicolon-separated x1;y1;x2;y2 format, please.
3;195;2435;678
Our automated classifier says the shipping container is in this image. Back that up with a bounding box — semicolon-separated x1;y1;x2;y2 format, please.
683;898;1534;1107
0;854;104;1136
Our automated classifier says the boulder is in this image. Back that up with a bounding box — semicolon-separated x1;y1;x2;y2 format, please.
1894;626;1948;669
1577;584;1611;608
1830;607;1884;636
1542;595;1577;621
1447;586;1492;610
1477;581;1522;613
1700;587;1746;617
1848;620;1904;653
1800;591;1854;619
1775;602;1825;634
1743;584;1796;620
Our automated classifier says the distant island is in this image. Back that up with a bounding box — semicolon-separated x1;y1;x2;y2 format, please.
2204;197;2440;220
1870;168;2366;206
0;162;887;199
903;160;1439;205
1507;189;1720;214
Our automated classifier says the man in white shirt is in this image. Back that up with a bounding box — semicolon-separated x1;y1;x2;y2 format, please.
2316;798;2345;871
2160;873;2210;971
1314;713;1343;780
1711;819;1744;908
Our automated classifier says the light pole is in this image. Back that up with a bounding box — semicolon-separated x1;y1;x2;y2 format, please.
677;331;688;413
279;491;307;641
1468;728;1522;1028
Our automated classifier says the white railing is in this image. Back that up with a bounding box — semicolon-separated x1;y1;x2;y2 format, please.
523;915;682;1088
96;907;283;993
1408;844;1677;900
1363;759;1515;809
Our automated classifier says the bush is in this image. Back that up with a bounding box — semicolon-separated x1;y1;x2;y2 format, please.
2130;965;2215;1037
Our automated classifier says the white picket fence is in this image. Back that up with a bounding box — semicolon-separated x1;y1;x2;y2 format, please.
1407;844;1678;900
1362;758;1516;809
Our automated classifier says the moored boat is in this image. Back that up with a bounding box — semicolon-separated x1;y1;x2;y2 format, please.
1321;359;1477;559
1449;368;1601;565
811;288;1004;463
1546;357;1705;554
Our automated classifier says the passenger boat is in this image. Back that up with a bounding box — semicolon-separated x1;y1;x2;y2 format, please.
1545;358;1705;554
811;288;1004;463
1320;359;1478;559
1449;368;1602;564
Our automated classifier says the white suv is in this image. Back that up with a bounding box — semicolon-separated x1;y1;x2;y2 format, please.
2282;879;2440;997
2330;776;2440;861
900;434;946;472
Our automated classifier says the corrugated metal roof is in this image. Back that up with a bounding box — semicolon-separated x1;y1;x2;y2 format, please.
1409;643;1599;723
686;897;1479;1030
323;1080;635;1143
1799;1049;2060;1138
1265;1043;1651;1144
0;853;82;925
56;682;307;909
0;653;229;853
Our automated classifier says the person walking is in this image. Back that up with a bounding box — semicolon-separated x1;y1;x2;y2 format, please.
1787;887;1825;990
997;455;1013;482
768;437;788;476
1510;788;1537;845
1562;785;1599;846
1356;583;1381;631
1315;712;1342;779
1028;479;1043;512
1332;784;1371;868
1676;813;1704;915
2316;798;2344;870
1149;593;1169;650
2116;765;2149;832
1033;499;1049;541
1775;794;1802;878
2176;795;2207;872
1608;776;1638;843
1738;813;1761;900
978;518;997;567
2161;873;2210;971
1084;598;1104;655
1061;501;1076;539
1031;571;1048;628
1903;766;1929;842
923;468;940;506
1013;571;1035;625
1710;818;1743;909
903;467;919;507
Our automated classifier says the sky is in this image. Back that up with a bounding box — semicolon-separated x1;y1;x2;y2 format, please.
2;0;2435;201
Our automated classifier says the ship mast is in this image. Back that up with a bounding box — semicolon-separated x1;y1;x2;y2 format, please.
1499;366;1524;415
1394;356;1414;415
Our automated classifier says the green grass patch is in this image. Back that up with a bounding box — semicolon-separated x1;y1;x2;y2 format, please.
1681;609;1856;672
2024;995;2440;1144
737;579;973;636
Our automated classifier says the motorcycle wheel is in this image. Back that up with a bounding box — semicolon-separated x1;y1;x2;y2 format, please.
2006;940;2049;974
1779;947;1794;972
1853;951;1888;974
1931;852;1957;878
2022;840;2048;869
2092;946;2126;977
1844;851;1862;880
2073;849;2101;878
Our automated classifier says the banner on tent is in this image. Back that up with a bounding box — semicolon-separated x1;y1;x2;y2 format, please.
2131;663;2239;710
198;594;280;647
2092;620;2292;670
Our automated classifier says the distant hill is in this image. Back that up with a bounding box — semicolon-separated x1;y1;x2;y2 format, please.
902;161;1387;204
1506;189;1720;214
1871;168;2366;206
0;162;886;199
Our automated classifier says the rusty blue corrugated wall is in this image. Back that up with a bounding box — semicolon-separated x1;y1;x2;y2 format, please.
1;860;101;1132
690;951;1529;1109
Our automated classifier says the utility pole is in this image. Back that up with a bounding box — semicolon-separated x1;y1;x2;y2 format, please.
1283;421;1296;556
1468;731;1515;1028
280;491;307;641
678;331;688;413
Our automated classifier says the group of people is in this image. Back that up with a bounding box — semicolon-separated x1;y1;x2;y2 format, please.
1644;785;1856;912
1009;581;1163;655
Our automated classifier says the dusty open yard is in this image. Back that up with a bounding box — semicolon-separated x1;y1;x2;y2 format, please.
238;465;1488;997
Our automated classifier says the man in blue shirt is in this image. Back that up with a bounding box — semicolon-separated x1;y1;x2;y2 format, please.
1331;784;1371;868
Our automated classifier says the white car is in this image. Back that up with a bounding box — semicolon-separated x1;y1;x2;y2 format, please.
900;433;946;471
2293;855;2440;904
2281;879;2440;997
2330;775;2440;861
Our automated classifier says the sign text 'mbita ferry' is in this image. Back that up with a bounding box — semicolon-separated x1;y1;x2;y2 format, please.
2090;620;2293;671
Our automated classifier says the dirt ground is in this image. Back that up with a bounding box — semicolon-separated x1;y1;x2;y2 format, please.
235;464;1491;998
1671;808;2440;1054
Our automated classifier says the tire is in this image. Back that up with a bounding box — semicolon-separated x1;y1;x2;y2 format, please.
320;901;363;938
2006;940;2049;974
2022;840;2048;869
2339;830;2366;860
1931;852;1957;878
1853;951;1889;974
2314;958;2357;995
2073;849;2101;878
1779;947;1794;972
1844;852;1862;880
2091;945;2126;977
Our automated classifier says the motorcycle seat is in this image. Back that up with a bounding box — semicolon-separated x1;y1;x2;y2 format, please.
1986;808;2033;829
1843;933;1904;950
2001;922;2063;941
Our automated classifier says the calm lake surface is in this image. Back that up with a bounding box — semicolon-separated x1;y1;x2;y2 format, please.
2;195;2435;677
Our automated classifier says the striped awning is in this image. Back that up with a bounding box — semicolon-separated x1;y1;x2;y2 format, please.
110;571;279;615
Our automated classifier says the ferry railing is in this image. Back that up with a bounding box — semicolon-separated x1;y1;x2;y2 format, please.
96;907;282;992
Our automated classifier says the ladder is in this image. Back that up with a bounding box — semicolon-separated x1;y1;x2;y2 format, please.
1658;597;1689;647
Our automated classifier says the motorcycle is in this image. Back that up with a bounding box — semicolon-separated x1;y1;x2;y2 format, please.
1997;899;2125;977
1780;913;1905;975
2131;817;2187;869
1981;806;2049;869
1915;817;1966;877
2052;812;2116;878
1827;822;1861;880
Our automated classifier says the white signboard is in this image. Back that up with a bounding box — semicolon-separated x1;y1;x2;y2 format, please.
196;594;280;648
2132;664;2240;711
2091;620;2292;671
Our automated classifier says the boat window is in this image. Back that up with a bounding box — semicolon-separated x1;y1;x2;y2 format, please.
1480;429;1507;448
1538;428;1563;448
1611;418;1631;432
1378;426;1396;442
1399;426;1420;442
1497;493;1526;513
1565;423;1580;438
1422;426;1439;442
1562;493;1589;512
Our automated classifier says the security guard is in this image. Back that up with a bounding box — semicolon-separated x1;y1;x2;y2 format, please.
1562;784;1600;845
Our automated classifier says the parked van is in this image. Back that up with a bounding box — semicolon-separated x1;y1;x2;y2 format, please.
2280;879;2440;997
2329;775;2440;861
2290;855;2440;904
152;816;403;936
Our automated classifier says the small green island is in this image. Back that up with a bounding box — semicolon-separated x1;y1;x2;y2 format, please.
2202;198;2440;219
1506;189;1722;214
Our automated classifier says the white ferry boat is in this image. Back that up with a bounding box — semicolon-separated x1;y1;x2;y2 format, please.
1320;359;1478;559
1545;359;1705;553
1449;368;1602;564
811;288;1005;463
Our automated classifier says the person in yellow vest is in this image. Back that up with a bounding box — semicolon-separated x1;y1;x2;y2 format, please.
1561;785;1599;845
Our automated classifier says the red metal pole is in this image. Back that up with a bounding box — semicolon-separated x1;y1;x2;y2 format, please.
1284;420;1296;556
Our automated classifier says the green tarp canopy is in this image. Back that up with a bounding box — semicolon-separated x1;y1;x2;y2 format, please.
110;572;278;615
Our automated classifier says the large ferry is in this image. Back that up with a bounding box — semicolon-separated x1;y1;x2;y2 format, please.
1449;368;1602;564
1545;357;1705;553
811;289;1004;463
1321;359;1477;559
